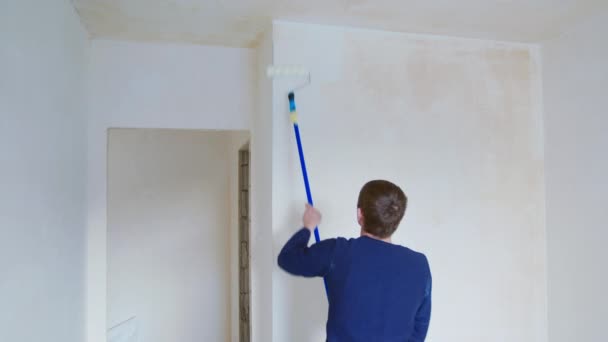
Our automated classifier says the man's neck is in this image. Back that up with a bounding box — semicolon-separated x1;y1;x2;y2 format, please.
360;230;392;243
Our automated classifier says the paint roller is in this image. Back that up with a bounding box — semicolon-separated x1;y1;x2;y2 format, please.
266;65;311;89
267;65;329;295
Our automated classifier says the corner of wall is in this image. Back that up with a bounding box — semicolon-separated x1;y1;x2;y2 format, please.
250;23;275;342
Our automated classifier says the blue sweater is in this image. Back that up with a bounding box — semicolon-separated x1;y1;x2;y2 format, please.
278;228;432;342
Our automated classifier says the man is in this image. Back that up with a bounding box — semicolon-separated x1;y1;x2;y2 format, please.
278;180;432;341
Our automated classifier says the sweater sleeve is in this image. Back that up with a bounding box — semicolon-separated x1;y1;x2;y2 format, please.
409;257;432;342
277;228;337;277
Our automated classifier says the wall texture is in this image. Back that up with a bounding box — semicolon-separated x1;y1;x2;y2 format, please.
0;1;89;341
542;8;608;342
86;40;254;342
271;22;547;342
107;129;232;342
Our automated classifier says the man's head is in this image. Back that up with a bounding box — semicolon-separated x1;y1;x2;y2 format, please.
357;180;407;239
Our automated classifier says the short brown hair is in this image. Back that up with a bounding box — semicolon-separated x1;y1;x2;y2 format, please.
357;180;407;239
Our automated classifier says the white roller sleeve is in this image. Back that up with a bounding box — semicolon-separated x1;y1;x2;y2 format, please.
266;65;310;78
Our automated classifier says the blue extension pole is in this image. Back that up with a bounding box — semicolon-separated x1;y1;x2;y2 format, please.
288;92;329;296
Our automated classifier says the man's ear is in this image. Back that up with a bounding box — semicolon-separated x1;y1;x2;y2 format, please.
357;208;364;227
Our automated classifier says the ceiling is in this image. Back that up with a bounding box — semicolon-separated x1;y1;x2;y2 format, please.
72;0;606;47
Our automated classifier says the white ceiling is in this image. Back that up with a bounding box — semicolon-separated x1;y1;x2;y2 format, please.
73;0;607;47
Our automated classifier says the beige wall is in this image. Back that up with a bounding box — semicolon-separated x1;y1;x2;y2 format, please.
107;129;233;342
271;22;547;342
542;8;608;342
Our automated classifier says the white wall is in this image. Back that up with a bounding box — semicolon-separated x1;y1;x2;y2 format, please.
542;9;608;342
107;129;232;342
86;40;255;342
0;1;88;341
250;28;275;342
271;22;547;342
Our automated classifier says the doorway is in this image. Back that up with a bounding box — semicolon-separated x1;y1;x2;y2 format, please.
238;146;251;342
106;128;249;342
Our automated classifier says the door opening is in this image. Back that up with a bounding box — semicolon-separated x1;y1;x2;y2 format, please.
238;146;251;342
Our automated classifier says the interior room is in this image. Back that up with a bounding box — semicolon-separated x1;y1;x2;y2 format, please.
2;1;606;341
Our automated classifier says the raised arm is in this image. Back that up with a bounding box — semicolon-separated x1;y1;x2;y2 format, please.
277;204;336;277
277;228;336;277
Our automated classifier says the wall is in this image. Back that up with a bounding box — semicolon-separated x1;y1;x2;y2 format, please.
0;1;88;341
86;40;255;342
250;28;275;342
271;22;547;342
542;8;608;342
107;129;232;342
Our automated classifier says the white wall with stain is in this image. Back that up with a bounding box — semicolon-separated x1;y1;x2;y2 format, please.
271;21;547;342
73;0;606;46
542;8;608;342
